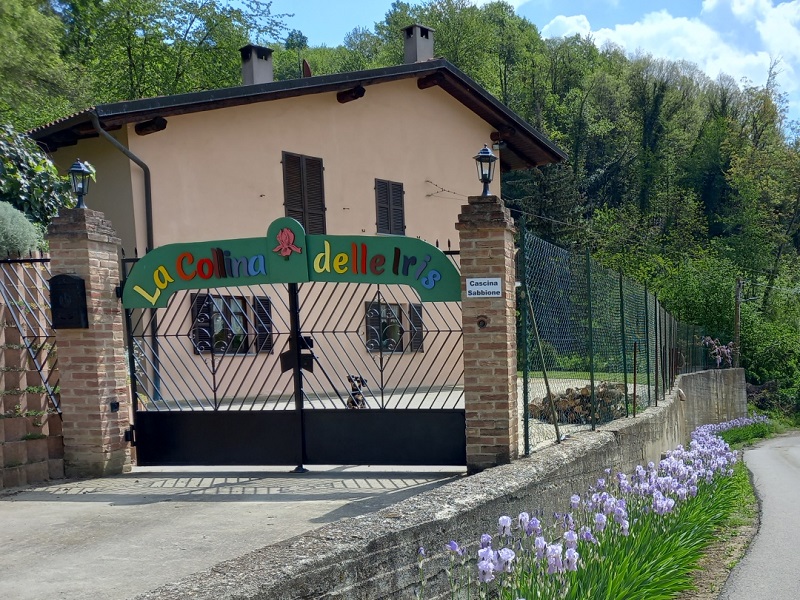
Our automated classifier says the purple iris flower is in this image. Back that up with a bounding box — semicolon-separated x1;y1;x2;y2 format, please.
477;559;495;583
546;543;563;574
579;526;597;544
563;529;578;550
498;515;512;537
534;536;547;560
594;513;607;533
565;547;579;572
497;547;516;572
445;540;464;556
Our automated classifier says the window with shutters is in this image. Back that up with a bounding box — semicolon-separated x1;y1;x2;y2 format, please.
190;294;273;355
375;179;405;235
282;152;326;234
364;300;424;353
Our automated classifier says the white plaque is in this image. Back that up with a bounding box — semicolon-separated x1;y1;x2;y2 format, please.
466;277;502;298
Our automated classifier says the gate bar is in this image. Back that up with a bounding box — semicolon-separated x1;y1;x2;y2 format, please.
288;282;308;473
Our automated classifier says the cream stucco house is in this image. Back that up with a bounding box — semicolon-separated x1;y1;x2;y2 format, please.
31;24;565;255
30;26;565;465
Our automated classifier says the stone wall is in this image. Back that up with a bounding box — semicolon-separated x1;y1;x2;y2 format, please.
133;367;746;600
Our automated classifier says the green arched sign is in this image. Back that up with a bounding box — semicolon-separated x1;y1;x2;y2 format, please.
122;218;461;308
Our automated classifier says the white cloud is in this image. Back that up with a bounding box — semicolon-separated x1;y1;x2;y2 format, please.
541;15;592;38
540;3;800;120
753;2;800;62
728;0;773;19
541;9;785;94
591;10;775;85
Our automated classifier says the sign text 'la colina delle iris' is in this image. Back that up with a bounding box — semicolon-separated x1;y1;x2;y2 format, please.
122;218;461;308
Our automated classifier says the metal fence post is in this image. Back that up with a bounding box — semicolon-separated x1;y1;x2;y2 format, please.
520;217;530;456
654;294;660;407
633;341;638;417
618;272;629;417
644;284;652;407
586;247;596;430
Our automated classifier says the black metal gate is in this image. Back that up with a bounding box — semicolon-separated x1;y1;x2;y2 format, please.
0;255;61;414
122;254;465;467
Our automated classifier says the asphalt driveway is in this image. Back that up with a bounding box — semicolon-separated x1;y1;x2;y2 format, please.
0;464;463;600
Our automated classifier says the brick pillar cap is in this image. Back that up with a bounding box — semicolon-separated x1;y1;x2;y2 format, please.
456;195;515;231
48;208;121;246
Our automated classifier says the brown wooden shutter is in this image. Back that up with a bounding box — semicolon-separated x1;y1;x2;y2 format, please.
409;303;424;352
254;296;273;353
375;179;391;233
303;156;326;234
376;179;404;235
191;293;212;355
389;182;405;235
282;152;326;234
282;152;305;225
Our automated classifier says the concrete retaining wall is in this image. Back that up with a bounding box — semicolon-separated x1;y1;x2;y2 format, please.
135;368;746;600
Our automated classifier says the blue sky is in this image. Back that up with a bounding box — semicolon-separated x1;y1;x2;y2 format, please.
268;0;800;121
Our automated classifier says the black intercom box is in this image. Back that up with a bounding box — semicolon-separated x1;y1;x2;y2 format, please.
50;274;89;329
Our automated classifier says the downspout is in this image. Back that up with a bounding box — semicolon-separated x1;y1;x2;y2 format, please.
89;112;160;403
89;112;154;252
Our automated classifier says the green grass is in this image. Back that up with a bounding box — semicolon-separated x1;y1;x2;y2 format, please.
719;421;776;446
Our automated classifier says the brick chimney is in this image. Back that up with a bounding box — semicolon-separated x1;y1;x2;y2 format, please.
403;24;435;63
240;44;274;85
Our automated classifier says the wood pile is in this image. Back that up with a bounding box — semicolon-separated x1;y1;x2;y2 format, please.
529;382;627;425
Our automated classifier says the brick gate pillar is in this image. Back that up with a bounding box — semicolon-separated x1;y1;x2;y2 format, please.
456;195;518;473
48;209;131;477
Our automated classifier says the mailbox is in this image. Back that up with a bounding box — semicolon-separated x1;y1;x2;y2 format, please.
50;274;89;329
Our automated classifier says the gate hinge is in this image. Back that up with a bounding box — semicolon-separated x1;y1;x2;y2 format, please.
124;425;135;445
115;281;124;299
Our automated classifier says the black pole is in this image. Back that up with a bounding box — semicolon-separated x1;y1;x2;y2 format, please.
654;294;659;407
644;284;651;407
586;248;596;430
288;282;308;473
520;217;531;455
619;272;629;418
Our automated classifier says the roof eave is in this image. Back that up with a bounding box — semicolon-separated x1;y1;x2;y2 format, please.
29;59;568;167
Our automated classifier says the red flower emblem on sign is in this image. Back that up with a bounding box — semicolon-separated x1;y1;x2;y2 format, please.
273;227;302;258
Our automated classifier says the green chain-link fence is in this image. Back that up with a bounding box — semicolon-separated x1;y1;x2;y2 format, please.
517;219;712;454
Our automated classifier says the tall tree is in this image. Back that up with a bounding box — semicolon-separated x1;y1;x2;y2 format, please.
0;0;84;129
60;0;287;103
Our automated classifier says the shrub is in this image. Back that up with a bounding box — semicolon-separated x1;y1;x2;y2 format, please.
0;202;43;256
0;123;72;224
739;303;800;403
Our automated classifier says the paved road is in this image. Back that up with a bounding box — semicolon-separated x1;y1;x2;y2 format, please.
720;431;800;599
0;465;462;600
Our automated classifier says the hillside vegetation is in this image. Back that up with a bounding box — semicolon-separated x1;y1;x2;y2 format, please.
5;0;799;413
